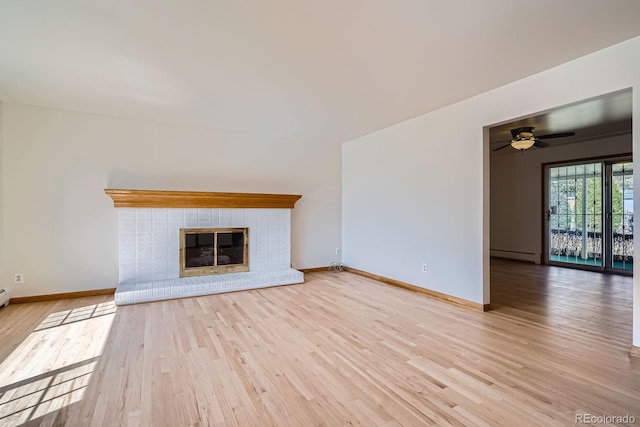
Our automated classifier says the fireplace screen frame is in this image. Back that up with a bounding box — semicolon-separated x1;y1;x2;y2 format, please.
179;227;249;277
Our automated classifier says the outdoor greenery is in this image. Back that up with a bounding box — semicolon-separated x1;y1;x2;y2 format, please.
574;177;623;231
550;176;625;233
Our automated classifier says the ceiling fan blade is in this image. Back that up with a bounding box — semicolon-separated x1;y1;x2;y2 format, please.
536;131;576;139
533;139;549;148
493;143;512;152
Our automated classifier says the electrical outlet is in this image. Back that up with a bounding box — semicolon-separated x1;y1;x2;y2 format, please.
421;263;427;273
291;262;297;269
14;273;24;284
336;248;341;255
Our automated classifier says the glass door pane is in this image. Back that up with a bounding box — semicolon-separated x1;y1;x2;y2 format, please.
548;162;603;267
184;232;215;267
217;232;245;265
584;163;603;266
610;162;633;271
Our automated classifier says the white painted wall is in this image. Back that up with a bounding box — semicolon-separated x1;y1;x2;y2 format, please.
0;102;3;295
342;36;640;346
1;104;341;297
491;134;632;263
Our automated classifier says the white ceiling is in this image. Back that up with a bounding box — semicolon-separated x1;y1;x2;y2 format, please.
1;1;640;144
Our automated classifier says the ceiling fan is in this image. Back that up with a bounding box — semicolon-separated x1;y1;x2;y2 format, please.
493;127;576;151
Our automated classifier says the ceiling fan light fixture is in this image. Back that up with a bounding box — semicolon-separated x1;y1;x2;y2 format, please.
511;138;535;150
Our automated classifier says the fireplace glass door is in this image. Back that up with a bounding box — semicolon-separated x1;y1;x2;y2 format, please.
185;232;215;268
216;232;245;265
180;228;249;277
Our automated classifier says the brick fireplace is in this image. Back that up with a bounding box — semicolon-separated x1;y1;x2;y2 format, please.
105;190;304;305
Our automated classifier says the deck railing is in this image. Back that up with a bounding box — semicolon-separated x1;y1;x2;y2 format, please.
550;229;633;262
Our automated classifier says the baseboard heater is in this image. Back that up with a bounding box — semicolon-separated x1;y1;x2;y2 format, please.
490;249;539;264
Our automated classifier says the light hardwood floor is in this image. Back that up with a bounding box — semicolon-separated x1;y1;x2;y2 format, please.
1;259;639;426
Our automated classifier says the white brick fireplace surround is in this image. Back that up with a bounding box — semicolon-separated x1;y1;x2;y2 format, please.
105;190;304;305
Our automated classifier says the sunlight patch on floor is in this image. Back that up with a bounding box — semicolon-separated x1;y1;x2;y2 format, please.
0;301;116;425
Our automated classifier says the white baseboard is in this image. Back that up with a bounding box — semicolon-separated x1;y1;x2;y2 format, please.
490;249;539;264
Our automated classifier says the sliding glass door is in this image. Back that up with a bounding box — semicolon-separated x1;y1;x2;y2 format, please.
547;162;603;267
545;158;633;273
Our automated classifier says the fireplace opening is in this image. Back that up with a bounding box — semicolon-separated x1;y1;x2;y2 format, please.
180;228;249;277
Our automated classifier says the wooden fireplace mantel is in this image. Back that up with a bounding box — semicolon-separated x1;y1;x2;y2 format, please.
104;189;302;209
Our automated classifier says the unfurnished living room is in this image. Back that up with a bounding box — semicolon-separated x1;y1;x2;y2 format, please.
1;1;640;426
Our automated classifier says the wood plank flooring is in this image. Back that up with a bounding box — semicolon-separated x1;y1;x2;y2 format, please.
0;259;638;426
